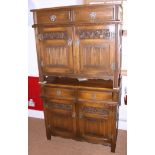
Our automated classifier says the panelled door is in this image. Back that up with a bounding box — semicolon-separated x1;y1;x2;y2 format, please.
78;102;111;144
38;27;74;75
45;99;76;138
75;25;115;78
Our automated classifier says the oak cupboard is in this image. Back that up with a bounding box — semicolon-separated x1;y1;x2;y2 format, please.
31;3;123;152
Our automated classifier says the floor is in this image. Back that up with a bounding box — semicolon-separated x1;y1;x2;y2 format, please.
29;117;127;155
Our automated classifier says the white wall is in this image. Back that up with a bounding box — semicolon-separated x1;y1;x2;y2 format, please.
28;0;127;130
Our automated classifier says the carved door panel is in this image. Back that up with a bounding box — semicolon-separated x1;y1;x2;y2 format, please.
39;27;74;75
78;102;111;143
75;25;115;78
45;99;76;138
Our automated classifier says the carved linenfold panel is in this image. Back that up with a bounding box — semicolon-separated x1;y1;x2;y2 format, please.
78;29;114;39
51;103;72;110
82;106;109;115
82;45;110;67
38;31;68;40
43;46;68;66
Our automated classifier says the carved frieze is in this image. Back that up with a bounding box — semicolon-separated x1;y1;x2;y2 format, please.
51;103;72;110
38;31;68;40
82;106;109;115
78;29;114;39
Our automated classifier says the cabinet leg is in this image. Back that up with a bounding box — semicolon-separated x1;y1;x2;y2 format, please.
46;130;51;140
111;142;116;153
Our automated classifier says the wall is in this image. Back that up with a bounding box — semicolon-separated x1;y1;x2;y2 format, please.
28;0;127;130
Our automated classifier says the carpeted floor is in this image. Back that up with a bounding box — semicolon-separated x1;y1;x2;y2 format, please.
28;117;127;155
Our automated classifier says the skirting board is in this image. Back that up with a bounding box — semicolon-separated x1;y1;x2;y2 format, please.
28;109;44;119
28;109;127;130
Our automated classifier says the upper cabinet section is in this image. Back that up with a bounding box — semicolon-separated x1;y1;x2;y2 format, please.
31;4;123;81
32;4;122;27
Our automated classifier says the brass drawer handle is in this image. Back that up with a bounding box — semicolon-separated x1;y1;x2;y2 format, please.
50;15;56;22
56;89;61;96
89;12;96;19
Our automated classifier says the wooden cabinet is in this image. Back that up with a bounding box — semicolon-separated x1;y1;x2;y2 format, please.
31;3;123;153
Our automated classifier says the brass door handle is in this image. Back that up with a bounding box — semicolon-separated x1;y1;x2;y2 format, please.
68;38;72;46
75;39;80;45
72;112;76;118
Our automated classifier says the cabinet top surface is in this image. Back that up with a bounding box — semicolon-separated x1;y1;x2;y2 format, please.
30;3;122;12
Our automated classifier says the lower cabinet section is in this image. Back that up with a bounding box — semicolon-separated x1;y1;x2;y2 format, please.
41;83;120;152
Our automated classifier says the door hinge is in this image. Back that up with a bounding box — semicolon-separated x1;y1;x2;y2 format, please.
38;34;43;40
111;63;115;71
44;102;48;108
41;61;44;67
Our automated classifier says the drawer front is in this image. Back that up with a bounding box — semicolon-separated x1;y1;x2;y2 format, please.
43;87;75;100
36;10;71;24
78;90;112;101
74;6;115;23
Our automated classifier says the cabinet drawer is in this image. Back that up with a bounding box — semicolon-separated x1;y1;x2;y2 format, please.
78;90;112;101
43;87;75;100
73;6;115;23
36;10;71;24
